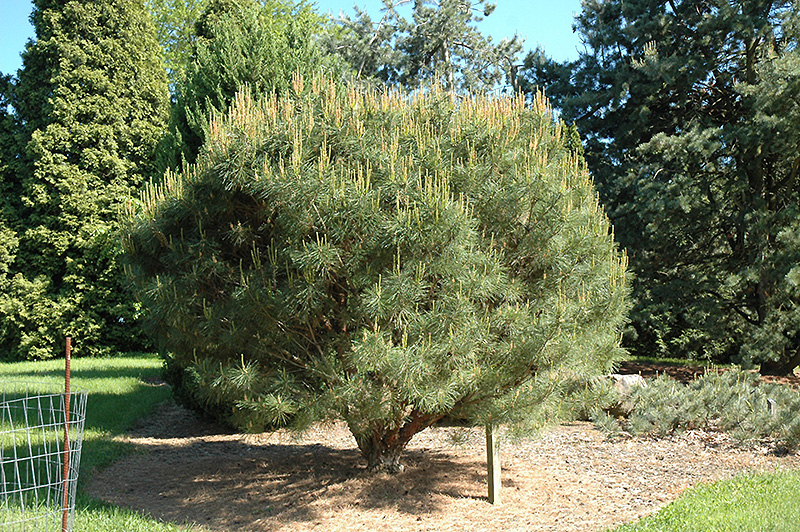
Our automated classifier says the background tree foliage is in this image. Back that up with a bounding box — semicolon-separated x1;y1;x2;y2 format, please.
325;0;523;92
162;0;340;167
0;0;169;360
145;0;208;89
0;74;17;282
124;76;629;472
521;0;800;374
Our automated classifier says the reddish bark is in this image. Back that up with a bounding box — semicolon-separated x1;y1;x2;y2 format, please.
351;410;443;473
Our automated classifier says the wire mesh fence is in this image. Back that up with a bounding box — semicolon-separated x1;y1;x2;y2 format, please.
1;383;88;532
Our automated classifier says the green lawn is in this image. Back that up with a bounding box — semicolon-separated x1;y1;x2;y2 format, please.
610;469;800;532
0;354;197;531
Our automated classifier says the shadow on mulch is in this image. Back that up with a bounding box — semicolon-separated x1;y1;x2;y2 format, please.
90;434;486;529
90;401;491;528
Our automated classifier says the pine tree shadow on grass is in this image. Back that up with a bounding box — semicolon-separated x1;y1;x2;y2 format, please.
88;426;493;529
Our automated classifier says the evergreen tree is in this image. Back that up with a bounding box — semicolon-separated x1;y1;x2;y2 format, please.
164;0;338;167
520;0;800;374
124;76;629;472
325;0;523;92
145;0;208;89
0;72;18;226
0;73;19;346
0;73;14;180
0;0;170;360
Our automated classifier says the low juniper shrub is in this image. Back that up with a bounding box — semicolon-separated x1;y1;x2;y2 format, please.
598;370;800;451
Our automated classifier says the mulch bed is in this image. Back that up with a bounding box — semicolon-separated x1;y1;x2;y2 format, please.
87;362;800;532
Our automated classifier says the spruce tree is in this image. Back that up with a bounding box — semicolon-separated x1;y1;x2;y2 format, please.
521;0;800;374
0;0;170;360
124;76;630;472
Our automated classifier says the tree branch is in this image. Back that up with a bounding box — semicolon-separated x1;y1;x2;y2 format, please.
704;289;761;326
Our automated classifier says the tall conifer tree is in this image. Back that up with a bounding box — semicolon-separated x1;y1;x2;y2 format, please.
0;0;170;359
163;0;337;167
0;74;19;332
521;0;800;374
326;0;523;92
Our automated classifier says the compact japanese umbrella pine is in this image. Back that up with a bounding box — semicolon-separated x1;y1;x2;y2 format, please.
124;76;629;472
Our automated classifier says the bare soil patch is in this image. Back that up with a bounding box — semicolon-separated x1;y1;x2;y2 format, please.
89;399;800;532
617;360;800;388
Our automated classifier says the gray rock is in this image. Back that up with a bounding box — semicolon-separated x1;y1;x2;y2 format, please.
605;374;648;417
610;374;648;395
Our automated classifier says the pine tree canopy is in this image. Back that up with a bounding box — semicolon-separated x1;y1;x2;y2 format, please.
520;0;800;374
0;0;170;360
124;75;630;472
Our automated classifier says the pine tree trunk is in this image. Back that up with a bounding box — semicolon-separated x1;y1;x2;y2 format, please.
759;349;800;376
348;410;442;473
357;437;406;473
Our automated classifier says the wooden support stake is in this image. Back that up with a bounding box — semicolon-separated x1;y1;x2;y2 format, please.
61;337;71;532
486;424;501;505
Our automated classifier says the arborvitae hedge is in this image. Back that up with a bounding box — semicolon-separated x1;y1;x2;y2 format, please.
0;0;170;360
124;76;629;471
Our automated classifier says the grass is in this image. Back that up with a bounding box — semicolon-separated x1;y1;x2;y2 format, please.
0;353;196;531
610;469;800;532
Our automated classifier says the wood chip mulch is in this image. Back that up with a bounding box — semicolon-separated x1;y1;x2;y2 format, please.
88;399;800;532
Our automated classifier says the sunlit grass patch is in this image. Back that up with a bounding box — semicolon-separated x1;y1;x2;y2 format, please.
0;354;172;474
611;469;800;532
0;354;190;531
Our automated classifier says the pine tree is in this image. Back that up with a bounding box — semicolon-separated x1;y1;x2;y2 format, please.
0;0;170;360
124;76;630;472
325;0;523;92
520;0;800;374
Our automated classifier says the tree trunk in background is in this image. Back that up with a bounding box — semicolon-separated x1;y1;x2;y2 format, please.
760;349;800;376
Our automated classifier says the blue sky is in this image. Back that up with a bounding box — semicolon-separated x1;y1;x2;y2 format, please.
0;0;584;77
